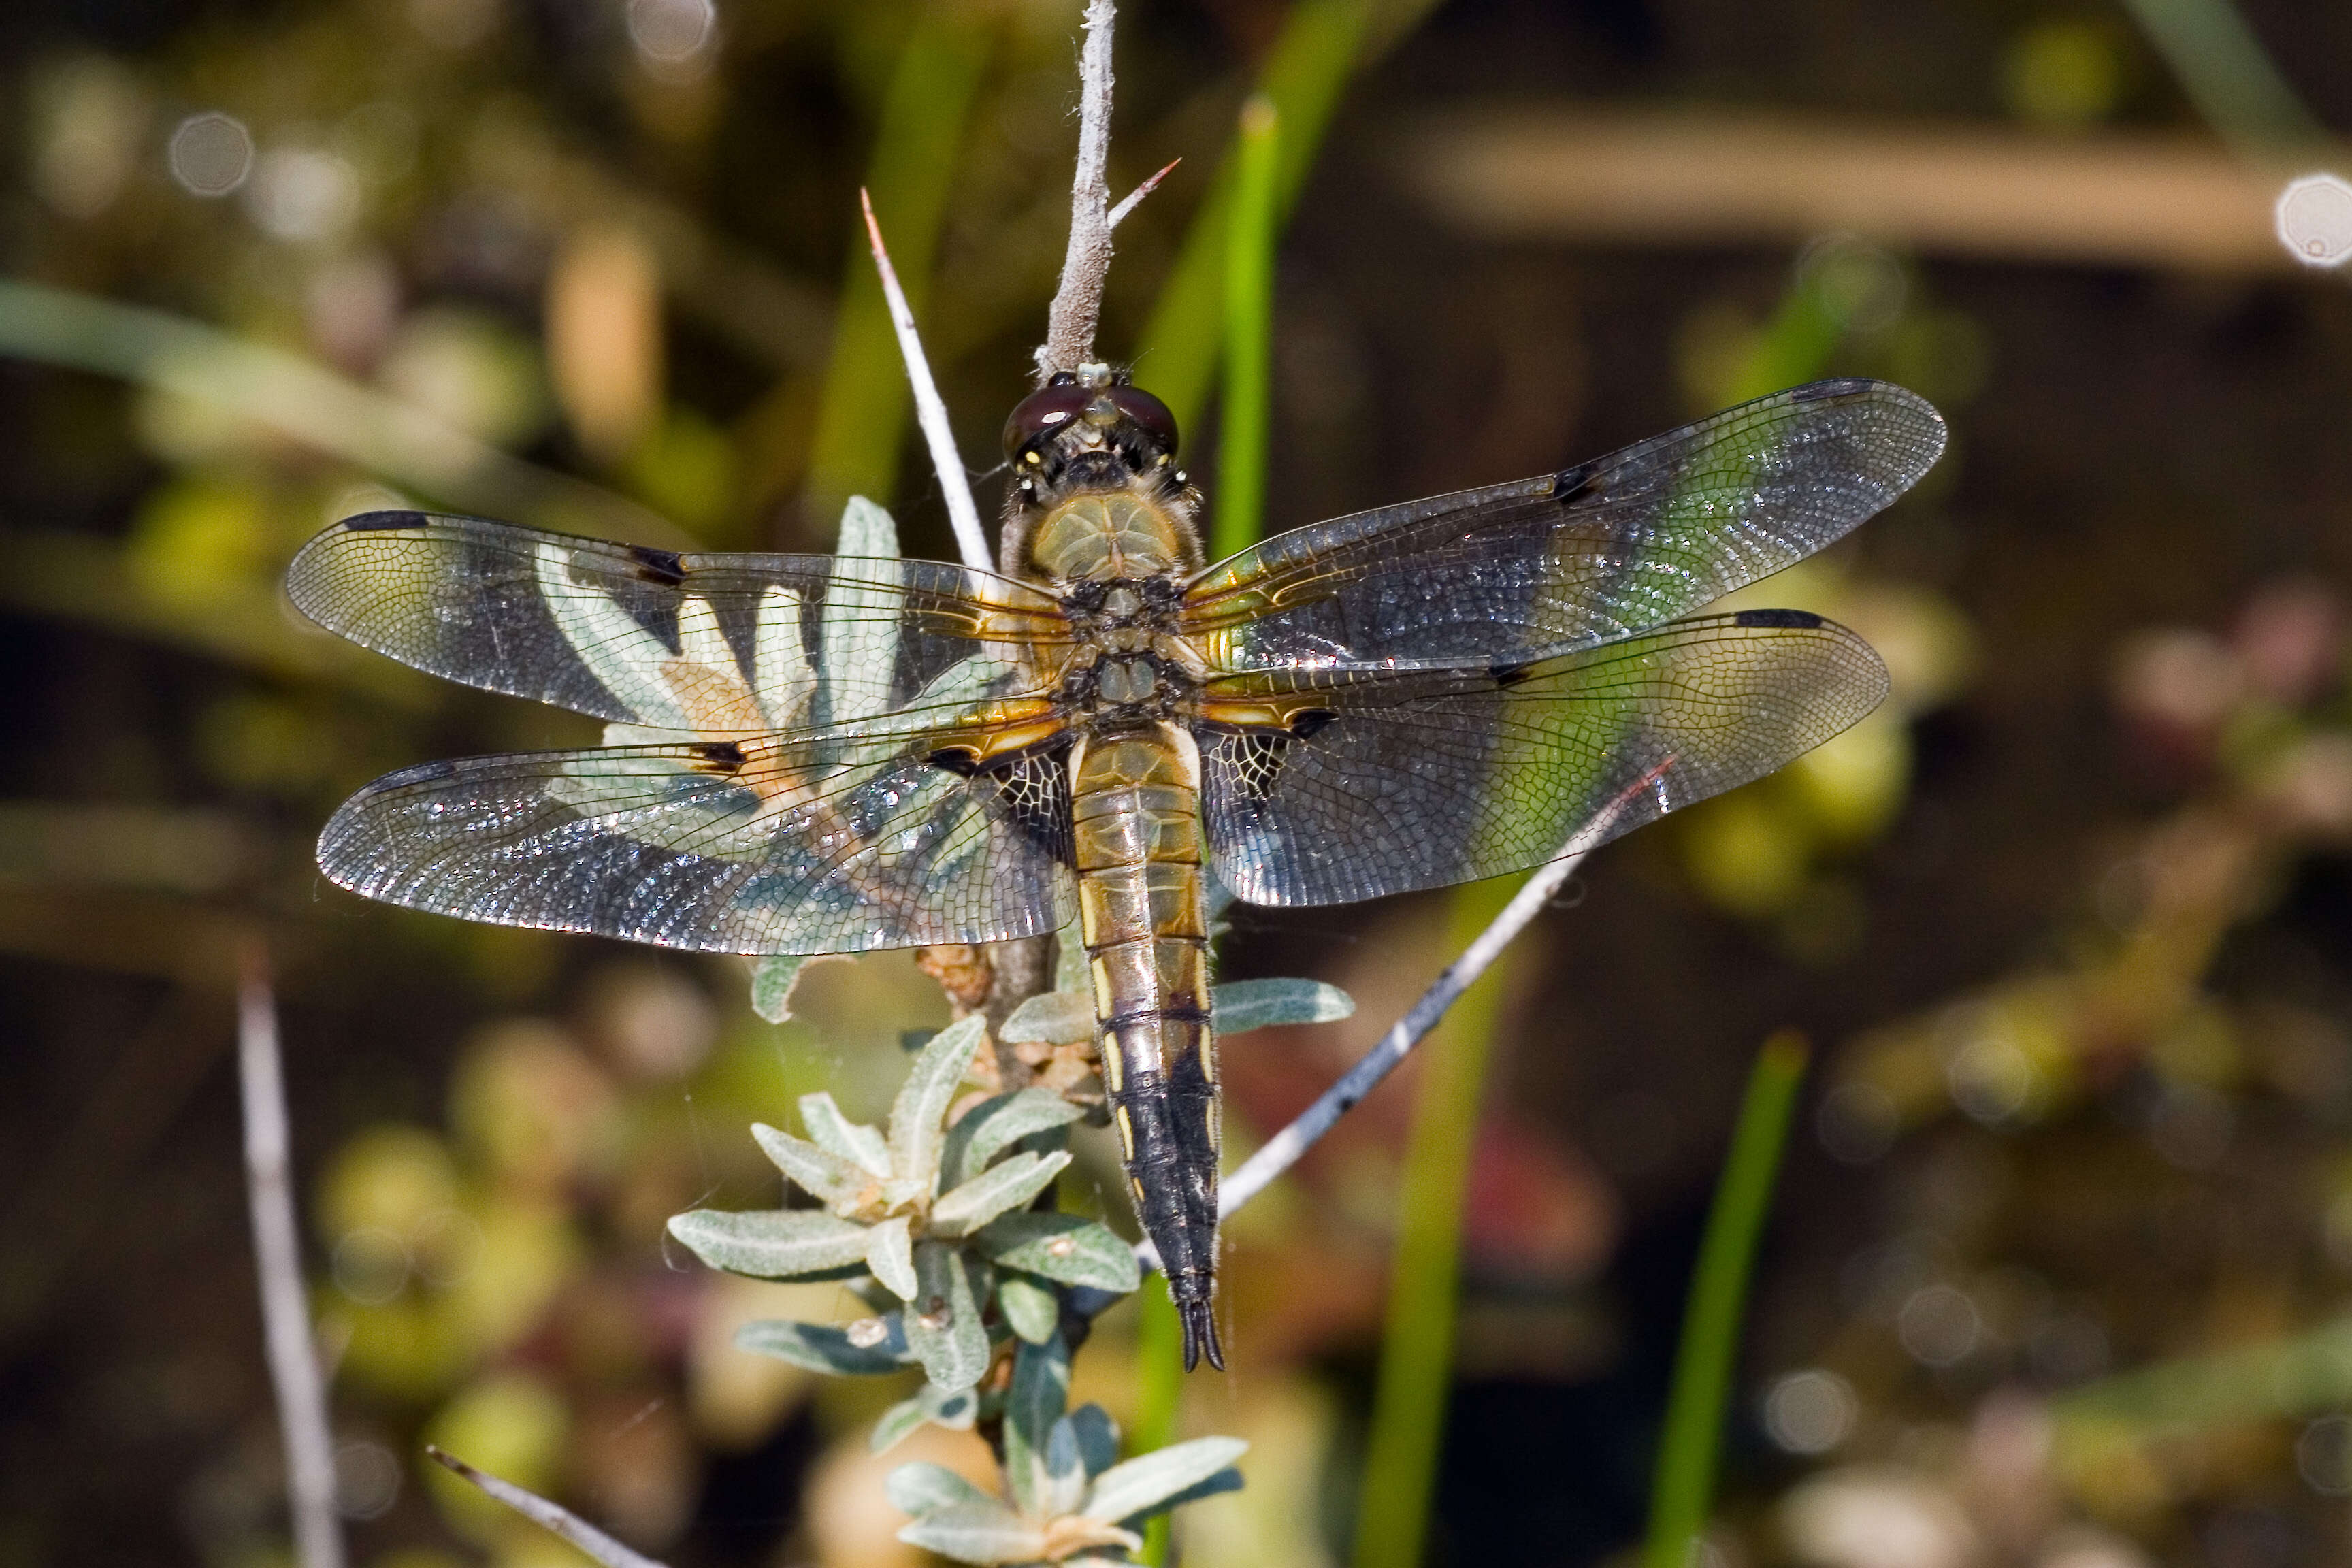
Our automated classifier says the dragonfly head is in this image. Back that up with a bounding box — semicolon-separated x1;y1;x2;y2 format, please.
1000;364;1202;583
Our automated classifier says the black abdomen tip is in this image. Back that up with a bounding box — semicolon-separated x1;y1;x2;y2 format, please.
1178;1296;1225;1373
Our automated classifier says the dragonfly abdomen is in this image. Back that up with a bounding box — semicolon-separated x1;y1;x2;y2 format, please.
1068;723;1223;1371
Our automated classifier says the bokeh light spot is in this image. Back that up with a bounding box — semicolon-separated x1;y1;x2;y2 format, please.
167;111;252;197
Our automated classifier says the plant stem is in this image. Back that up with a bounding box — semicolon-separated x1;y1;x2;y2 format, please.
1134;0;1444;436
1350;876;1520;1568
1132;1285;1187;1565
1211;97;1281;562
1642;1030;1810;1568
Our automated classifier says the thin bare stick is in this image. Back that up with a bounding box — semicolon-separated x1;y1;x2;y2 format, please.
1108;157;1181;231
427;1447;670;1568
860;190;990;573
238;941;346;1568
1036;0;1120;378
1217;842;1594;1220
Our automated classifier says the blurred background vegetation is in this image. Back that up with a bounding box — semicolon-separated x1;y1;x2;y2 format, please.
4;0;2352;1565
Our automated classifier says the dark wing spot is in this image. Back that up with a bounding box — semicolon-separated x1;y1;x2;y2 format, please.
689;740;747;774
1488;658;1536;687
630;545;686;587
1788;377;1874;403
926;747;982;777
342;509;430;532
1550;462;1601;505
1289;708;1337;739
1734;608;1825;630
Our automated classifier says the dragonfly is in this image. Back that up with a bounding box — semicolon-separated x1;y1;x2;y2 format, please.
287;370;1944;1371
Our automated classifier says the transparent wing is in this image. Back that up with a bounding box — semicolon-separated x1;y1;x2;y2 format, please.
1182;380;1942;670
317;705;1078;954
287;510;1073;731
1197;610;1889;907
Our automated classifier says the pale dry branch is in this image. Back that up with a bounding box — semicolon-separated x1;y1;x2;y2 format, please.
427;1446;670;1568
1036;0;1120;378
238;941;346;1568
860;190;991;573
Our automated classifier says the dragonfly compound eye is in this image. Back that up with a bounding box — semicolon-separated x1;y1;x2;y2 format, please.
1002;382;1095;462
1108;385;1179;457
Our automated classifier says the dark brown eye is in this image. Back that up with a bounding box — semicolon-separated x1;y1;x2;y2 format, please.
1109;385;1179;455
1002;383;1092;460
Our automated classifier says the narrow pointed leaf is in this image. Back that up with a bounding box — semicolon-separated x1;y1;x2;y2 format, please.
1004;1333;1070;1518
931;1150;1072;1238
888;1014;987;1196
1211;977;1355;1035
1082;1436;1250;1525
886;1462;996;1516
822;497;903;727
734;1315;910;1375
800;1091;892;1175
998;1273;1060;1344
976;1213;1141;1292
942;1089;1085;1189
1069;1403;1121;1479
905;1239;988;1392
668;1209;872;1279
999;990;1093;1045
750;954;808;1023
751;1123;871;1208
871;1394;927;1454
895;1502;1048;1565
866;1215;918;1299
1044;1416;1089;1517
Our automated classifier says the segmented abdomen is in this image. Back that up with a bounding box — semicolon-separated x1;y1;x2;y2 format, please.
1070;723;1223;1370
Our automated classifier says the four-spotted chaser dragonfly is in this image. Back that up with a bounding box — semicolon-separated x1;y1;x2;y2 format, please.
288;370;1945;1370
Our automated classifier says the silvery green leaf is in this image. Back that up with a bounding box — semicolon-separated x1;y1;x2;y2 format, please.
888;1014;987;1196
941;1090;1083;1190
930;1150;1071;1239
1053;918;1088;995
822;497;901;726
885;1462;995;1516
751;1124;871;1209
749;954;807;1024
668;1209;872;1279
998;1273;1060;1345
752;585;815;730
1211;977;1355;1036
905;1240;988;1392
975;1213;1141;1292
1068;1403;1120;1479
866;1215;918;1300
870;1394;927;1454
895;1501;1047;1565
999;990;1092;1047
1003;1333;1069;1518
919;1377;979;1431
534;542;691;728
799;1091;892;1177
734;1315;909;1375
1081;1435;1250;1525
1043;1415;1089;1518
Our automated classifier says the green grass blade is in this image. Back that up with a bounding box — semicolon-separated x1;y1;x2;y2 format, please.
802;3;995;530
1134;0;1444;438
1642;1030;1810;1568
1350;875;1520;1568
2116;0;2323;154
1132;1284;1186;1566
1211;96;1281;562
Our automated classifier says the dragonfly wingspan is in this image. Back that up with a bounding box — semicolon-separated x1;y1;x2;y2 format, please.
1195;611;1889;908
286;510;1073;730
1181;379;1944;671
319;712;1079;953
